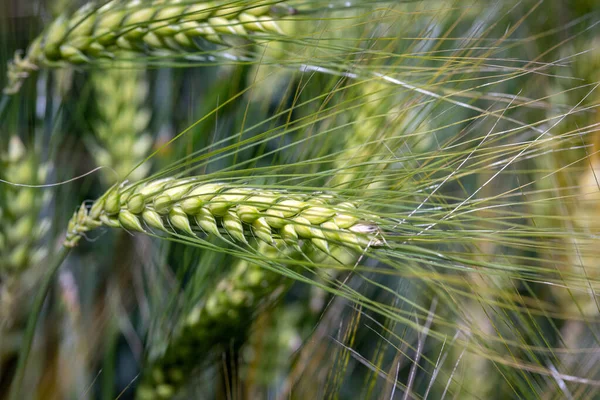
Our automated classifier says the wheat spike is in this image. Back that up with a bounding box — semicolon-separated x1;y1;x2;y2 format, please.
90;66;153;183
64;178;383;252
0;137;51;393
331;82;399;189
136;242;293;399
5;0;292;94
0;137;50;274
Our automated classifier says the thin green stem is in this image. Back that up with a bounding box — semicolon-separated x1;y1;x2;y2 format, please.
8;245;71;400
101;322;118;400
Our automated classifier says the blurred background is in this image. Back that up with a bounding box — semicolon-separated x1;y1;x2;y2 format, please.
0;1;599;399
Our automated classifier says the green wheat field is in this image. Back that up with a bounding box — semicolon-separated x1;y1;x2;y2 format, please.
0;0;599;399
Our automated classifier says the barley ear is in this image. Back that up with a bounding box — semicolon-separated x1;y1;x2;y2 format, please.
4;0;295;94
64;178;384;254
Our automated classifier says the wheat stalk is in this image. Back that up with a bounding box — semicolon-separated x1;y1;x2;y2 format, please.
64;178;383;252
90;65;153;183
5;0;292;94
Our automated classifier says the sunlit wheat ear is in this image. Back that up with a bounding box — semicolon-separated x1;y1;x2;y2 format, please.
64;178;383;252
5;0;293;94
90;65;153;183
137;241;294;399
0;137;50;275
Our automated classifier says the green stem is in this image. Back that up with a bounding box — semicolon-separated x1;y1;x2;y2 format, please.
101;316;119;400
8;245;71;400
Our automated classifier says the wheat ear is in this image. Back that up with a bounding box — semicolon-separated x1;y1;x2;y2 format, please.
5;0;292;94
330;82;399;189
0;137;50;274
136;242;294;399
90;65;153;183
64;178;383;252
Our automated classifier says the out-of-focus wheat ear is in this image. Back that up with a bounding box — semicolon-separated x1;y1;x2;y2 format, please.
136;241;295;399
89;64;153;184
4;0;295;94
0;136;51;275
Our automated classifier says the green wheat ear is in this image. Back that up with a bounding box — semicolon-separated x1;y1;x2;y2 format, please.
0;137;50;275
0;136;51;332
5;0;294;94
89;65;153;183
136;241;296;399
64;178;384;253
